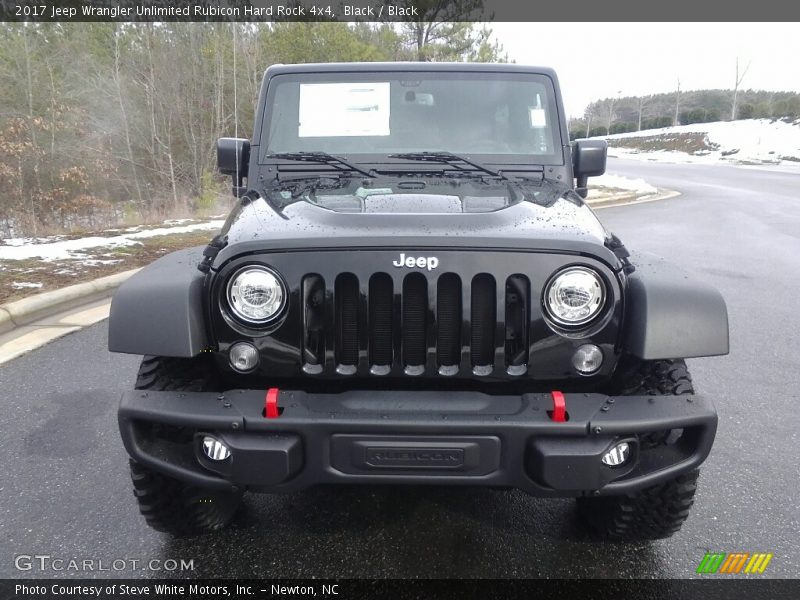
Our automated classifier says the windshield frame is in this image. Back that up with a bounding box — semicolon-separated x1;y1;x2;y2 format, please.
258;69;566;169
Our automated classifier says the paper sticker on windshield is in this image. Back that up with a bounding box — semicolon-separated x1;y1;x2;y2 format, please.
299;82;390;137
529;107;547;128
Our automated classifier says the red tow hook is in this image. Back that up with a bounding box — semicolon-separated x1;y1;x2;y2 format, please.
264;387;281;419
550;390;567;422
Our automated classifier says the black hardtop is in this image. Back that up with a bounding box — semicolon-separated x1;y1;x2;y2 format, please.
265;62;561;79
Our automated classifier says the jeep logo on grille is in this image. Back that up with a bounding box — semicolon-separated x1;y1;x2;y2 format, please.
392;253;439;271
365;447;464;468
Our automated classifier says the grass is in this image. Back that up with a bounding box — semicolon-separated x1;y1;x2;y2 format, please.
0;230;213;304
0;218;213;245
608;132;717;154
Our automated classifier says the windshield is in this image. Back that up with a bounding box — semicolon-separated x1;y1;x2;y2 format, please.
262;71;563;165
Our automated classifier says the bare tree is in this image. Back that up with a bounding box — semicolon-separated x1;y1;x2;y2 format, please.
112;27;145;210
637;95;651;131
21;25;42;233
606;91;621;135
731;57;751;120
674;78;681;126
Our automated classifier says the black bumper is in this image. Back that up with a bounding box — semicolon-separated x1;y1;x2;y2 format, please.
118;389;716;496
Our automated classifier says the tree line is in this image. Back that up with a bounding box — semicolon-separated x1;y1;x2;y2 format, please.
0;21;506;237
570;88;800;140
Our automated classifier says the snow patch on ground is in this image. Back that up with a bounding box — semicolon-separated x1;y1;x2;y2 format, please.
599;119;800;165
0;220;224;261
81;259;125;266
11;282;43;289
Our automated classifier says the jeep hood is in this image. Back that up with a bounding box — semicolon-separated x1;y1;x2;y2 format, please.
213;192;620;269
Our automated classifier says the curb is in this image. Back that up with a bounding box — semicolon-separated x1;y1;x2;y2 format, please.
585;191;637;207
0;268;141;335
587;188;680;210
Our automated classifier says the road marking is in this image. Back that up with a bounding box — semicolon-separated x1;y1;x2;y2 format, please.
0;326;82;365
56;302;111;327
0;301;111;365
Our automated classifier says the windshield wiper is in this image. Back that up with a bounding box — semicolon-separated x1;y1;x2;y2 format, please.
266;173;347;203
388;151;516;181
267;151;373;178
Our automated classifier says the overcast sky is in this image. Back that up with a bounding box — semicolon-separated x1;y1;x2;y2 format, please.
490;23;800;118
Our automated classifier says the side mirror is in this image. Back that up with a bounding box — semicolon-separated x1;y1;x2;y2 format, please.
573;139;607;199
217;137;250;197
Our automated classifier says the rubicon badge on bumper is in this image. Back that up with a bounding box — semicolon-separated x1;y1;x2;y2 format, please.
365;447;465;468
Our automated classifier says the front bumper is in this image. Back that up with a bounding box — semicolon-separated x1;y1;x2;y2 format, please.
118;389;716;496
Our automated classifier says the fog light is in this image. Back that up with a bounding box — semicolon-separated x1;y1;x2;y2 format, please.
601;441;630;467
572;344;603;374
202;436;231;461
229;342;259;372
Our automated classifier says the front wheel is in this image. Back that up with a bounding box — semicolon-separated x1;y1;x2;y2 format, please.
576;358;700;540
128;355;242;536
576;469;699;540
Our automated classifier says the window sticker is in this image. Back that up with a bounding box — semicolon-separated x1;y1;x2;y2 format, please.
299;82;391;137
529;107;547;128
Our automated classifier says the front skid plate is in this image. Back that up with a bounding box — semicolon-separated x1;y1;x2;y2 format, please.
118;389;717;495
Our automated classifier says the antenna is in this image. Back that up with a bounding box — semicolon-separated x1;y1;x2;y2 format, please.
232;22;239;195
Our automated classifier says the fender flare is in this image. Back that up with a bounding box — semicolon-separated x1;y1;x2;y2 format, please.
623;252;729;360
108;247;209;357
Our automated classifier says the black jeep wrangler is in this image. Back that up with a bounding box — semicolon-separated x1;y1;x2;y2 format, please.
109;63;728;539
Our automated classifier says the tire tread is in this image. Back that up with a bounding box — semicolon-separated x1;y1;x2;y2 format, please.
128;355;240;536
578;358;700;540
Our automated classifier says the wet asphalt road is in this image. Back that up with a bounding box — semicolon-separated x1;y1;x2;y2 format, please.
1;158;799;579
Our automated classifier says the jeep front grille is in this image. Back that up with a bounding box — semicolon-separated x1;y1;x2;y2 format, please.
300;271;531;377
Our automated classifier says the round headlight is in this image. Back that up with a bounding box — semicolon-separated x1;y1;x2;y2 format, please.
227;266;285;324
544;266;606;327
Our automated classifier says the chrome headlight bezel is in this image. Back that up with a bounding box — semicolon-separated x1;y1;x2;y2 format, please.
543;265;607;329
225;265;287;326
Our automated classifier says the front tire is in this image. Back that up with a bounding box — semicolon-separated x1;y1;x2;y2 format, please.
128;355;242;536
576;358;700;540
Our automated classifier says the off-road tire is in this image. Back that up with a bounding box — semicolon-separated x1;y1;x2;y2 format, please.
128;355;242;536
577;358;700;540
134;355;222;392
608;357;694;397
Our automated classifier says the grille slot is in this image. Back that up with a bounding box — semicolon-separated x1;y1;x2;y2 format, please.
402;273;428;369
303;266;535;378
437;274;462;368
470;274;496;371
505;275;530;373
369;273;394;368
301;274;326;372
335;274;359;369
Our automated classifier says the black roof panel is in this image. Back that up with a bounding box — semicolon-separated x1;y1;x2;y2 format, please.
265;62;559;80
